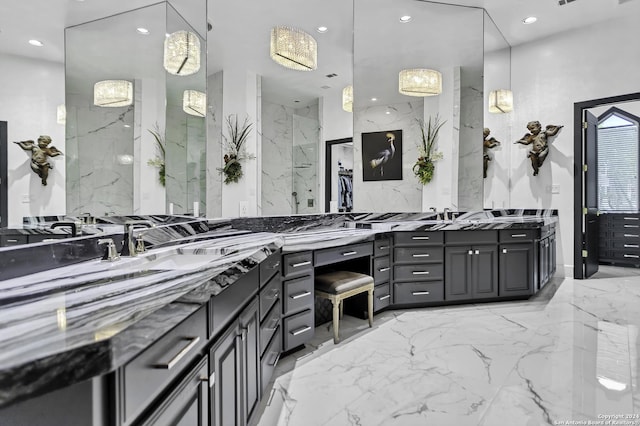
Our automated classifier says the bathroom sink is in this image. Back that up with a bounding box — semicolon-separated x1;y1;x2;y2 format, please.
137;252;223;270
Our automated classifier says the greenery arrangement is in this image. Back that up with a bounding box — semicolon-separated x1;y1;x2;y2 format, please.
219;114;254;184
413;115;445;185
147;125;166;186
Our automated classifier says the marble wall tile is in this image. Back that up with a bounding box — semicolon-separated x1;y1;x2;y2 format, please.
207;71;223;217
293;113;319;214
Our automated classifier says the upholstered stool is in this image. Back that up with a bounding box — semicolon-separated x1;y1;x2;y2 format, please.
314;271;374;343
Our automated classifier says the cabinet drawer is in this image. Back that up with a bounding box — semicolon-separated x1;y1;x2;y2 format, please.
609;240;640;251
123;305;207;425
1;235;28;246
373;257;391;283
373;283;391;312
260;300;281;356
611;214;640;223
283;275;314;316
446;230;497;244
394;246;443;263
314;242;373;267
282;251;313;278
393;281;444;304
499;229;537;242
611;230;640;240
394;231;443;246
259;273;281;322
260;251;281;288
283;309;314;351
261;324;282;393
374;238;391;257
394;263;443;281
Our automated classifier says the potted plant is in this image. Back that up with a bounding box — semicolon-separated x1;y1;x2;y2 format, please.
219;114;254;184
147;124;166;186
413;115;445;185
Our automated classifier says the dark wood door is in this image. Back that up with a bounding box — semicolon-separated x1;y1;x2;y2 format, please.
444;246;472;300
584;110;600;278
499;244;534;297
239;298;260;425
139;357;209;426
210;323;241;426
472;245;498;298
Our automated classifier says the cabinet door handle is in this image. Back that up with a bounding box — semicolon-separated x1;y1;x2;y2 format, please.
342;251;358;256
290;291;311;300
510;234;527;238
153;336;200;369
378;246;389;250
378;294;391;301
624;225;639;228
290;325;311;336
412;271;430;275
378;267;390;272
474;250;480;255
291;261;311;268
624;254;640;259
412;291;430;296
624;217;639;220
271;261;281;269
624;244;639;248
265;317;279;330
624;234;639;238
468;250;473;255
7;239;18;243
412;253;430;258
502;248;507;254
412;236;430;240
268;289;280;299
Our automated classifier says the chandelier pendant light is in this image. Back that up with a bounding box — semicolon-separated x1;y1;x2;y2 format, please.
93;80;133;107
164;30;201;76
270;26;317;71
183;90;206;117
398;69;442;97
488;89;514;113
342;85;353;112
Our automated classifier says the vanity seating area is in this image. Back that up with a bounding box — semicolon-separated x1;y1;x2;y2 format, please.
0;209;557;426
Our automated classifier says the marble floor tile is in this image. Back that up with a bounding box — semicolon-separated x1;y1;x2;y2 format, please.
254;266;640;426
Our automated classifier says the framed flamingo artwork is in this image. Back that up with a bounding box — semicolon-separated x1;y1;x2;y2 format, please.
361;129;403;181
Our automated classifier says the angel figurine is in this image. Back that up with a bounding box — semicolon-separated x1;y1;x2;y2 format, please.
514;121;563;176
483;128;500;178
14;135;63;186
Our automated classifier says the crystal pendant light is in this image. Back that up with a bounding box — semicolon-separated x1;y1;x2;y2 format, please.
398;69;442;97
270;26;317;71
183;90;206;117
93;80;133;107
342;85;353;112
164;30;201;76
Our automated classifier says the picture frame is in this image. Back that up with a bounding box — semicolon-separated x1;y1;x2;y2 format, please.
361;129;402;181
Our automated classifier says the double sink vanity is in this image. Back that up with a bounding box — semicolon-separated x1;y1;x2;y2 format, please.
0;210;557;426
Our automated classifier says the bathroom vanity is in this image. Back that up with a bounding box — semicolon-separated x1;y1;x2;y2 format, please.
0;210;557;426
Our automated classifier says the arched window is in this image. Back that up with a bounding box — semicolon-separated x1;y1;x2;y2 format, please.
597;107;640;212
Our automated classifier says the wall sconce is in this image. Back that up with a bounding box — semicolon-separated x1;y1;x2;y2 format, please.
93;80;133;107
56;104;66;125
270;26;317;71
342;85;353;112
488;89;514;113
183;90;206;117
164;30;201;76
398;69;442;97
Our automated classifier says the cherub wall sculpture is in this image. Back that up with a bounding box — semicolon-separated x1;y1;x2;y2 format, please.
514;121;563;176
14;135;63;186
483;128;500;179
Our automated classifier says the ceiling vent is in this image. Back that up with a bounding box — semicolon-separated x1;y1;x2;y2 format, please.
558;0;577;5
325;73;338;78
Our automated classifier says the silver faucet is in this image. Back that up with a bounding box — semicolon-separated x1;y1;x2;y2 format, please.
121;220;154;256
98;238;119;261
443;208;451;221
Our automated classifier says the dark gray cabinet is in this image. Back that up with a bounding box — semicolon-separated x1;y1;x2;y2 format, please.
393;231;444;305
139;357;209;426
444;245;498;300
210;321;241;426
239;298;260;424
281;251;314;352
499;243;534;297
372;237;392;312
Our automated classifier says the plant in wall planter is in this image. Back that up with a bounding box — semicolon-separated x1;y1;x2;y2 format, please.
147;125;166;186
219;114;254;184
413;115;445;185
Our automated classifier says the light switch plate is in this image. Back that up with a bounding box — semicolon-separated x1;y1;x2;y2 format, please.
239;201;248;217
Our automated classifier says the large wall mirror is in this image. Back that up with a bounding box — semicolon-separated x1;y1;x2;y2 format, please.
65;0;207;217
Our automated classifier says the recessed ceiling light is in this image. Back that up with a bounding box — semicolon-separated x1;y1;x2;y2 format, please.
522;16;537;24
28;39;43;47
385;111;391;115
399;15;412;23
124;124;131;128
317;26;328;33
371;97;377;101
136;27;150;35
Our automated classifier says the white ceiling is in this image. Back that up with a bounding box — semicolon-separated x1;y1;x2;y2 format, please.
1;0;639;107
